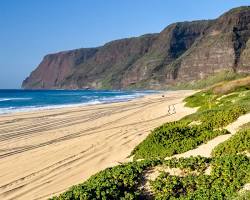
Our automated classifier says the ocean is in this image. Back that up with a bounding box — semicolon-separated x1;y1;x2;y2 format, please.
0;89;158;114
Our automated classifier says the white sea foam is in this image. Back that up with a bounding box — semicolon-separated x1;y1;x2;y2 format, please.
0;98;32;102
0;97;128;114
0;102;97;114
0;91;158;115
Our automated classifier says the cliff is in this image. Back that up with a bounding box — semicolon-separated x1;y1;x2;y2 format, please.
22;6;250;89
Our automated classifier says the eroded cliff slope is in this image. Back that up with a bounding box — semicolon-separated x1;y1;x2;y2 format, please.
22;6;250;89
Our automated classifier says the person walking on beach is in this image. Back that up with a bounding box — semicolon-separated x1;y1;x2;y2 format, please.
168;104;176;115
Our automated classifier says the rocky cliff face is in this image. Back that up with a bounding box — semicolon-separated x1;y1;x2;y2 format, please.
22;6;250;89
22;48;98;89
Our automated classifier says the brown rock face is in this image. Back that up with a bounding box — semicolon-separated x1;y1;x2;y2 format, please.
22;6;250;89
22;48;98;89
174;6;250;83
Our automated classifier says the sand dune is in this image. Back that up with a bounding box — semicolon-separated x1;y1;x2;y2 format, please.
173;113;250;158
0;90;195;200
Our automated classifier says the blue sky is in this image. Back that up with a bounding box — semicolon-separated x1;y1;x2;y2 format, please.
0;0;249;89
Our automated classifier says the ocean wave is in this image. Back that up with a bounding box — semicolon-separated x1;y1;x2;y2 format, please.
98;94;144;102
0;91;158;115
0;98;32;102
0;99;109;114
0;96;138;114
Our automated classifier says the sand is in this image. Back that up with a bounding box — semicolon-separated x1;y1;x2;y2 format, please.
172;112;250;158
0;90;195;200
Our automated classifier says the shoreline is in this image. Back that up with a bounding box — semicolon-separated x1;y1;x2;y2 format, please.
0;90;162;115
0;90;195;200
0;90;192;117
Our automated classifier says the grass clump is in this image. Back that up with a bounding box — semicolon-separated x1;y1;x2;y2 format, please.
212;76;250;95
184;90;216;110
131;121;229;160
170;71;248;90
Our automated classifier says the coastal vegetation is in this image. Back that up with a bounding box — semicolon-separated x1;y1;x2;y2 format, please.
163;156;211;172
212;127;250;157
51;155;250;200
131;79;249;160
151;155;250;200
50;160;162;200
170;70;248;90
51;76;250;200
131;121;229;159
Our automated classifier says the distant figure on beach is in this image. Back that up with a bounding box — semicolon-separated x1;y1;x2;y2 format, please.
168;104;176;115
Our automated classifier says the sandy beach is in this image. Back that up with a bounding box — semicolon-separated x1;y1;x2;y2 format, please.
0;90;195;200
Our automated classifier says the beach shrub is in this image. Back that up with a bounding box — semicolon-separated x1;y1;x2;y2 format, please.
183;106;246;129
183;87;248;129
163;156;211;173
197;106;246;128
50;159;161;200
212;129;250;157
131;121;229;160
50;155;250;200
151;155;250;200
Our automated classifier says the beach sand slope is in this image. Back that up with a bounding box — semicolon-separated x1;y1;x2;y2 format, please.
0;90;195;200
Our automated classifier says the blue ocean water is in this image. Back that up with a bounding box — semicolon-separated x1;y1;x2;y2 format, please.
0;89;158;114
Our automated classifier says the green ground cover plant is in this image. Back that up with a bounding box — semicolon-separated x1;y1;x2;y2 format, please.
151;155;250;200
163;156;211;173
212;129;250;157
51;77;250;200
50;159;161;200
131;121;229;159
184;105;246;128
50;155;250;200
131;78;249;160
